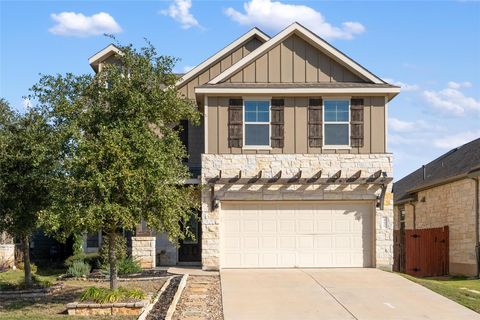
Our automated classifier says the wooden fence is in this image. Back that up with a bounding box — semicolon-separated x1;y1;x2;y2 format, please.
394;226;449;277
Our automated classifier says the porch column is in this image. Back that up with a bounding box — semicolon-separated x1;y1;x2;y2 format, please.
131;236;156;269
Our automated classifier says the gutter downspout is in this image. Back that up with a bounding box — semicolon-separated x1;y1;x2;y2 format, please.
473;177;480;278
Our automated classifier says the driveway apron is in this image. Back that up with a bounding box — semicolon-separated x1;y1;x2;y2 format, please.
220;268;480;320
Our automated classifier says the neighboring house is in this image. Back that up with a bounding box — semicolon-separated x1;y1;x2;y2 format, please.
88;22;400;270
393;138;480;276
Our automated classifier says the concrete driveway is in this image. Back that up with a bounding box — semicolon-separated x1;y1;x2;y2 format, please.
221;268;480;320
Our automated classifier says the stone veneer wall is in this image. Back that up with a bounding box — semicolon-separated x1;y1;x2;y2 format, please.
395;178;477;276
131;236;156;269
201;153;394;271
0;244;15;269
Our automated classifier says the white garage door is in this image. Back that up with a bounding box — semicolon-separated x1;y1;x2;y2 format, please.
220;202;373;268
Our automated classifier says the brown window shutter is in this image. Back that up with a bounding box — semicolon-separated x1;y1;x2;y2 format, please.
271;99;284;148
308;98;323;147
228;98;243;148
351;98;364;148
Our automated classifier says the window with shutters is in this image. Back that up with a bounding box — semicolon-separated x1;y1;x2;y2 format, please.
244;100;270;147
323;99;350;147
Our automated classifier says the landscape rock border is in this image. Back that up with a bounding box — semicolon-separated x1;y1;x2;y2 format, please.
138;276;174;320
165;274;188;320
66;294;151;316
0;282;64;298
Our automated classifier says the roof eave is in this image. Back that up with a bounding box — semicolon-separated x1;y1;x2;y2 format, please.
175;27;270;88
195;86;400;95
88;44;123;72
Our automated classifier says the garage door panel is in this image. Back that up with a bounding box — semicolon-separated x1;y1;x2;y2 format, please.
298;220;315;233
279;220;295;233
279;236;296;249
221;202;372;268
261;220;277;232
261;237;277;248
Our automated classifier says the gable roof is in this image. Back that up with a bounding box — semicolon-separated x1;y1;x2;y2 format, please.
176;27;270;87
89;44;123;72
209;22;385;85
394;138;480;204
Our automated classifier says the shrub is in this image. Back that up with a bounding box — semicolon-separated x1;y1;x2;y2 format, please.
15;263;37;273
66;261;91;277
117;256;142;275
84;253;101;269
80;286;146;304
65;253;86;268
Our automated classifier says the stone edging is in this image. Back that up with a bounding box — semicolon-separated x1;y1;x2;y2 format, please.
0;282;64;298
137;276;174;320
66;294;151;316
165;274;189;320
84;276;169;282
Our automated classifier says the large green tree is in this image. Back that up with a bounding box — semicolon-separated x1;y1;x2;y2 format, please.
0;98;57;286
32;42;200;289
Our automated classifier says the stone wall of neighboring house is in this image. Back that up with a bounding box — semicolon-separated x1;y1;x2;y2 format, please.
201;153;394;271
396;178;477;276
394;178;478;276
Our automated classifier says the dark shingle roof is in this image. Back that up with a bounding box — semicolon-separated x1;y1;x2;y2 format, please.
394;138;480;203
199;82;398;89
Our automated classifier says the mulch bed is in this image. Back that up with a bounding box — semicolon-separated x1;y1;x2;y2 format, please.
146;276;182;320
62;269;170;281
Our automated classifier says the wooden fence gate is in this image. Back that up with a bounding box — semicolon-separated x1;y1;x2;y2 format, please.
404;226;449;277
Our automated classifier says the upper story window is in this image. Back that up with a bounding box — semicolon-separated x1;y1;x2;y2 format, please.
244;100;270;147
324;100;350;147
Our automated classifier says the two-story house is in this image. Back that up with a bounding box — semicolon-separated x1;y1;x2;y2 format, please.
88;22;399;271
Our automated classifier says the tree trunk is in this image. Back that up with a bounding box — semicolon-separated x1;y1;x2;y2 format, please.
22;235;32;287
108;232;118;290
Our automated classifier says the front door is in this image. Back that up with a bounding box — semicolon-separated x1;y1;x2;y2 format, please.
178;211;201;262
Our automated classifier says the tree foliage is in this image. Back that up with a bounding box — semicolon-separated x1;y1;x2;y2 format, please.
31;41;200;288
0;98;57;286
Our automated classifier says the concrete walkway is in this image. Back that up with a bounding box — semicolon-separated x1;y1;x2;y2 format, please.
221;268;480;320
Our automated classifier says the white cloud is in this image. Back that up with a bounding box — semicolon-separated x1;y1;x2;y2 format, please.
161;0;201;29
433;130;480;149
389;118;431;133
49;12;122;37
423;82;480;117
447;81;472;89
224;0;365;40
383;78;419;91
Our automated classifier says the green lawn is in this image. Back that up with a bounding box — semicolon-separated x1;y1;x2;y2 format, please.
0;268;166;320
401;274;480;313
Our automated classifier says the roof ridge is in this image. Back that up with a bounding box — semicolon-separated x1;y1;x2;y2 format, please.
208;22;385;85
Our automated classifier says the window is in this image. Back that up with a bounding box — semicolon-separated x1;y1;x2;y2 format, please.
86;232;100;248
324;100;350;146
244;100;270;147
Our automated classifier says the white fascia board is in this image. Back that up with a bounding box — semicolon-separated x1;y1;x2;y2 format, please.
88;44;123;66
209;22;384;85
195;87;401;95
175;28;270;88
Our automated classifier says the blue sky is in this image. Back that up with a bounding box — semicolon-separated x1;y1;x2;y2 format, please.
1;0;479;179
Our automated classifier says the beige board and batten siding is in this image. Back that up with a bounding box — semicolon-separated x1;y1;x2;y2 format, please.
178;37;264;100
227;34;365;84
206;96;386;154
